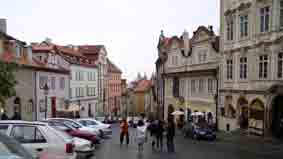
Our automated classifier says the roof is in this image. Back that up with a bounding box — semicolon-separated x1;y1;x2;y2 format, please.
107;58;122;73
0;31;26;45
32;41;97;68
78;45;104;55
134;80;152;93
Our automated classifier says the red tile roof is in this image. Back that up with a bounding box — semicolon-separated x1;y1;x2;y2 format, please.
78;45;104;55
134;80;152;92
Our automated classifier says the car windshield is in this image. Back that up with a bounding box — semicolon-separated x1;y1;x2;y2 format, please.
63;120;82;129
0;133;34;159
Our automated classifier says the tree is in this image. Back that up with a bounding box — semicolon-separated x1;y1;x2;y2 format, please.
0;61;18;107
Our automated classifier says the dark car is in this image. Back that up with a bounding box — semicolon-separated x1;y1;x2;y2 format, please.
42;120;100;145
184;122;216;141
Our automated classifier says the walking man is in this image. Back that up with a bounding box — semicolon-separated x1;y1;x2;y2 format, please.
166;119;175;153
120;119;129;146
156;120;164;150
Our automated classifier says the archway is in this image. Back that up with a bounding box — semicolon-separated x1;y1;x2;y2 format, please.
249;99;264;136
237;97;249;129
168;104;174;122
271;95;283;138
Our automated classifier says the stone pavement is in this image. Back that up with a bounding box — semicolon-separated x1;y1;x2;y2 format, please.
92;125;283;159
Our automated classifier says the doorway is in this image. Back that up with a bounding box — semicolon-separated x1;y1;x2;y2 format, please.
237;97;249;129
271;96;283;138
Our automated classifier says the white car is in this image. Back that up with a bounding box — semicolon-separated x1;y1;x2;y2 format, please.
77;118;112;136
0;120;76;159
72;137;94;159
47;118;101;137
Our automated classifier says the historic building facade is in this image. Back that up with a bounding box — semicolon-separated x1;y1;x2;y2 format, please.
219;0;283;137
157;26;220;122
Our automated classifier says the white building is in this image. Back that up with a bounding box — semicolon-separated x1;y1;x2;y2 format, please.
69;65;98;117
219;0;283;137
32;41;99;118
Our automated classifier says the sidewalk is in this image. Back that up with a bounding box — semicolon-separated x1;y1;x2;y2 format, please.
217;131;283;153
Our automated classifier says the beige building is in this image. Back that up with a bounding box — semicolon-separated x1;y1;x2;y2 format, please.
157;26;220;121
219;0;283;137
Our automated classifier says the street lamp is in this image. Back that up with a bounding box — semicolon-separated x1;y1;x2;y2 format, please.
41;83;49;119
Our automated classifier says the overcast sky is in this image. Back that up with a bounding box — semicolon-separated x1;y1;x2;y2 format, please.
1;0;219;81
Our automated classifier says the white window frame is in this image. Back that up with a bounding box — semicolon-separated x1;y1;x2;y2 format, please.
226;17;234;41
259;55;268;79
208;79;213;93
199;79;204;93
191;79;196;94
260;6;270;32
239;57;248;80
226;59;233;80
240;14;249;38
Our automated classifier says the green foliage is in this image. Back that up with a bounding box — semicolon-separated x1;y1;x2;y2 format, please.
0;61;18;106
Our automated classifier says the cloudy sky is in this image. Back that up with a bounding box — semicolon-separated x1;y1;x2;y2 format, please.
1;0;219;81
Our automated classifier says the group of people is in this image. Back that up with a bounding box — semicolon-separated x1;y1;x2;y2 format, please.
119;118;176;153
1;110;21;120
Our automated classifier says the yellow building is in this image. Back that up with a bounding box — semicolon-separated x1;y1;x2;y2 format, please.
133;80;152;115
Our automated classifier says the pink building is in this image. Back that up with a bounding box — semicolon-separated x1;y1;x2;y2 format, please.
106;59;122;116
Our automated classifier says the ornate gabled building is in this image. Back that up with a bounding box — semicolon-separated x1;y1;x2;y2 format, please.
157;26;220;122
219;0;283;137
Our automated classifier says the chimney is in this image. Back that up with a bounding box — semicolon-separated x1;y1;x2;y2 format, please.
182;29;190;56
0;19;7;33
44;37;52;43
208;25;213;32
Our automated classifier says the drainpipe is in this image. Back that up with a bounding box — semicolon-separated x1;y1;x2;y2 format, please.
34;71;38;121
215;67;219;131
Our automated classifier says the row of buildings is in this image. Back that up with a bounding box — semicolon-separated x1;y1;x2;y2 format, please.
0;19;123;121
155;0;283;137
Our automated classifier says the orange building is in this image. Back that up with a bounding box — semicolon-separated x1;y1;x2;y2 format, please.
133;80;152;115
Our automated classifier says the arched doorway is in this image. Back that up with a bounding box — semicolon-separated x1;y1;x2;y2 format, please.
237;97;249;129
168;104;174;122
249;99;264;136
271;95;283;138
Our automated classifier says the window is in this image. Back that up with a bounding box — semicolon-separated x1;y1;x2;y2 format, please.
0;125;9;134
70;88;72;98
199;79;204;92
240;57;248;79
80;71;84;81
226;59;233;80
11;126;46;143
259;55;268;79
88;87;96;96
191;79;196;93
208;79;213;93
75;72;80;81
51;77;56;90
180;79;185;96
172;56;178;65
280;1;283;27
172;77;179;97
240;15;248;37
88;72;96;81
226;18;234;40
198;51;207;63
15;44;21;58
39;76;48;88
76;87;84;97
60;77;65;90
260;7;270;32
278;53;283;78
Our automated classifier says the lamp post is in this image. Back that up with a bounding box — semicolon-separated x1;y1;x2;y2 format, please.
42;83;49;119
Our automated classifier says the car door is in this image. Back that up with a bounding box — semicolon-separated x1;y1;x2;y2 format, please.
9;125;49;156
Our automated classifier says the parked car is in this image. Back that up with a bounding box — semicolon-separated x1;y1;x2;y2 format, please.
77;118;112;137
0;132;35;159
0;120;76;159
95;117;105;123
42;120;100;145
47;118;103;138
183;122;216;141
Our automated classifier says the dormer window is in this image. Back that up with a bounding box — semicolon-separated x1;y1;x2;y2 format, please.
15;44;21;58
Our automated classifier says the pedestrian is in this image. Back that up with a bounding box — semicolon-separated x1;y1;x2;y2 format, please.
135;120;147;152
148;120;157;149
120;119;129;146
156;120;164;150
11;111;21;120
1;110;9;120
166;119;175;153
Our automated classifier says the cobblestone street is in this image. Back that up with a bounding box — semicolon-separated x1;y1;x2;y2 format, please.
93;124;283;159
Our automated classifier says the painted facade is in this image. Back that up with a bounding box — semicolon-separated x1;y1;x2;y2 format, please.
157;26;220;121
219;0;283;137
